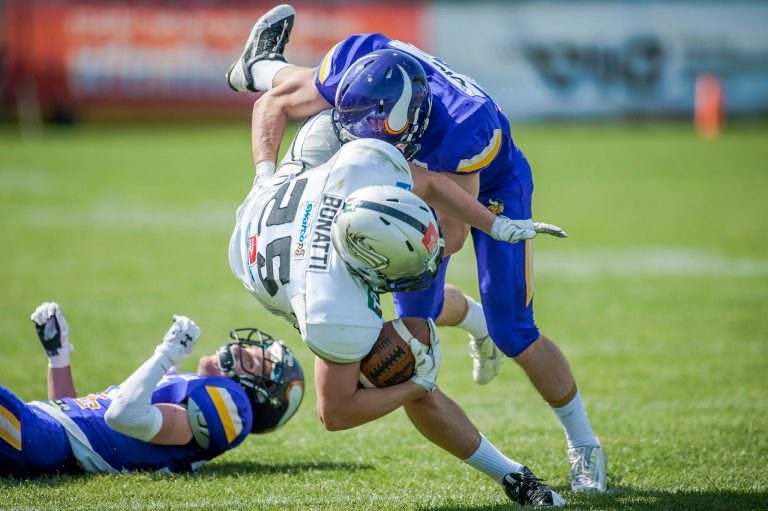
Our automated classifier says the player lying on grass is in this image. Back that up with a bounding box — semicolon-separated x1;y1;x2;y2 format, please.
0;303;303;476
228;129;564;506
226;4;606;493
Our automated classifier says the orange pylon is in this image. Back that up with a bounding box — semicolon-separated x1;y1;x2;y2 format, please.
695;74;723;140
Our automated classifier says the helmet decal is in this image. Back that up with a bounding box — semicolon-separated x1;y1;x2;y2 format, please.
344;227;389;270
276;381;304;429
421;222;438;252
333;50;431;160
384;65;412;135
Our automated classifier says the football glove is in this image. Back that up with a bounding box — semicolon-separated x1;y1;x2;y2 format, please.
408;319;441;393
155;315;201;367
30;302;73;368
491;217;568;244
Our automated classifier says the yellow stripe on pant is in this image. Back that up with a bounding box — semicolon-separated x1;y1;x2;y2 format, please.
206;386;243;444
0;404;22;451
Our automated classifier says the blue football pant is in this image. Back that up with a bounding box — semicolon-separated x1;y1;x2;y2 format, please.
394;147;540;357
0;385;77;477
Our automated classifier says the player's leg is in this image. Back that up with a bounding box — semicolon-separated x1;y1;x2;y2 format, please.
472;226;606;492
226;4;298;93
0;385;76;477
435;283;501;384
403;390;564;507
0;385;26;476
393;256;451;319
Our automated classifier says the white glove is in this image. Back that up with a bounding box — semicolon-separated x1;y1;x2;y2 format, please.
408;319;441;393
154;315;200;367
490;216;568;243
30;302;73;368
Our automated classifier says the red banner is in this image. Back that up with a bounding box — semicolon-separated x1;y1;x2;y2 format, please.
3;1;427;119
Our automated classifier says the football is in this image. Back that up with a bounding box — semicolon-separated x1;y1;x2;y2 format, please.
359;317;431;388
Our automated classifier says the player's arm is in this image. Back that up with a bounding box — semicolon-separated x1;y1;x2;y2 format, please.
411;165;568;250
251;66;332;177
314;358;423;431
31;302;78;399
313;324;441;431
104;316;199;446
411;167;480;255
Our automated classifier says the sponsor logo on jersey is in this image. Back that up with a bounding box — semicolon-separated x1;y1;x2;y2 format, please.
47;399;71;412
395;181;412;191
293;202;315;260
248;235;258;265
308;194;343;272
74;394;103;410
421;222;438;252
367;287;383;318
487;198;505;216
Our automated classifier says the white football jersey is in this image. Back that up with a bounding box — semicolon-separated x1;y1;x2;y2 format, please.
229;137;414;362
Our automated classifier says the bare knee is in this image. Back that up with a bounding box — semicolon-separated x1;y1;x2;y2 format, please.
435;284;468;327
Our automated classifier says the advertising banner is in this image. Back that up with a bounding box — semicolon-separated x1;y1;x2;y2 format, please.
2;1;425;119
3;1;767;120
431;2;768;118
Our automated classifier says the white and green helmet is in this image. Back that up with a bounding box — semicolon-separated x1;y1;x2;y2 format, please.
331;185;444;293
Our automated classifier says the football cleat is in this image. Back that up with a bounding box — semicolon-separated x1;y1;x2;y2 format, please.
503;467;566;507
225;4;295;92
468;334;502;385
568;445;607;492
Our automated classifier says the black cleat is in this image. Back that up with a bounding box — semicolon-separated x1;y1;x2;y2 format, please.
225;4;295;92
502;467;566;507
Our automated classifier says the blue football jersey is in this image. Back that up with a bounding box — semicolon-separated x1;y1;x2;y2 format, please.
30;373;252;473
313;33;525;194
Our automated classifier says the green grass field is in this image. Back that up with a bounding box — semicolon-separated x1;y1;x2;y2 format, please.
0;121;766;510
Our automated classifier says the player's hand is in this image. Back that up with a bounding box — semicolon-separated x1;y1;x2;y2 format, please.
490;216;568;243
30;302;74;368
155;315;200;367
408;319;441;393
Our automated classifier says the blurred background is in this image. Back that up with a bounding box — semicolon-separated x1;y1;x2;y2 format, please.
1;2;767;509
2;0;767;126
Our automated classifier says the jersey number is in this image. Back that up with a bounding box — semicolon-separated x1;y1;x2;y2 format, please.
257;178;308;296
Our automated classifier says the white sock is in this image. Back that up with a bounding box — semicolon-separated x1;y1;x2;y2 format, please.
462;434;524;483
249;60;293;91
458;295;489;340
550;390;599;449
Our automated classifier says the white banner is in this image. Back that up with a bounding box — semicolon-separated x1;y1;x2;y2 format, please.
431;2;768;118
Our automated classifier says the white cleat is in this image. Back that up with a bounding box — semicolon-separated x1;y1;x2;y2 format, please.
225;4;296;92
568;445;607;493
468;335;502;385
